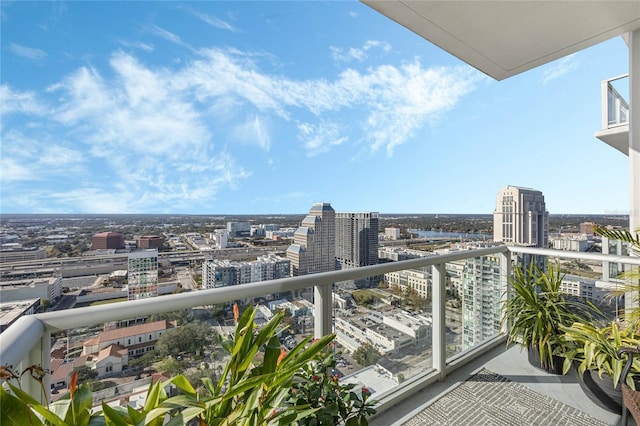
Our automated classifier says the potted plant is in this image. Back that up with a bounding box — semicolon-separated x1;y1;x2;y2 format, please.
501;260;601;374
585;226;640;424
561;320;640;413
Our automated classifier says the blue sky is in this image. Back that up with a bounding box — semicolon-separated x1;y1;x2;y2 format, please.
0;1;631;215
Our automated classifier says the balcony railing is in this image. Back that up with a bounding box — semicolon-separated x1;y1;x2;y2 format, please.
2;245;640;417
601;74;629;129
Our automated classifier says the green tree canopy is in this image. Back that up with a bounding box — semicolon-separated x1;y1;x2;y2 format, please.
353;342;381;367
155;321;216;358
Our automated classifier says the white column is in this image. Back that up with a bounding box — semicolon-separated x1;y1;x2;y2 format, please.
431;263;446;378
631;30;640;235
314;283;332;340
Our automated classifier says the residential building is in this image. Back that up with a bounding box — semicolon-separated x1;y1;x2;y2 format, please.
202;254;290;289
286;202;336;276
92;232;124;250
385;268;431;299
493;186;548;248
127;250;158;300
210;229;228;249
335;212;379;287
385;227;401;240
335;212;379;269
461;254;503;351
551;236;592;252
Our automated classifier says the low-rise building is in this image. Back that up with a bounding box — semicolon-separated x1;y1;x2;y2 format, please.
0;298;40;333
0;277;62;303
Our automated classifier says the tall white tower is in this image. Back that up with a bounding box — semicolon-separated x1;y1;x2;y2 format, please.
493;185;548;247
286;203;336;276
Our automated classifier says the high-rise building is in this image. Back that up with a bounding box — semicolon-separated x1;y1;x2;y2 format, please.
335;212;379;287
461;254;503;350
335;212;379;269
493;185;548;247
127;249;158;300
286;203;336;276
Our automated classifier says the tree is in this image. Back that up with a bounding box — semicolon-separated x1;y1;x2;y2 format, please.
353;342;381;367
155;321;216;358
74;365;98;384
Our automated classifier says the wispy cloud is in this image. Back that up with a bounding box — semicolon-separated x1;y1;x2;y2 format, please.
1;84;47;116
330;40;391;63
118;39;154;52
541;54;578;85
233;115;271;151
297;121;347;156
2;45;479;212
9;42;47;61
150;25;189;48
188;7;238;32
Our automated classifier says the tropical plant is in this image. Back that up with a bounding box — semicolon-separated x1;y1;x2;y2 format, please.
1;367;105;426
561;321;640;389
501;260;602;370
286;350;377;425
0;304;341;426
595;225;640;326
157;304;334;425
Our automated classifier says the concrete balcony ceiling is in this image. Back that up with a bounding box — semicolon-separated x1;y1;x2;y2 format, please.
362;1;640;81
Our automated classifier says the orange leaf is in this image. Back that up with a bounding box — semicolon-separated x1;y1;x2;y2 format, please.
233;303;240;322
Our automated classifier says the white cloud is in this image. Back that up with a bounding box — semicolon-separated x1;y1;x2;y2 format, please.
297;121;347;156
0;85;46;116
541;54;578;85
2;45;479;212
118;39;154;52
330;40;391;63
9;42;47;61
151;25;189;48
233;115;271;151
190;9;238;32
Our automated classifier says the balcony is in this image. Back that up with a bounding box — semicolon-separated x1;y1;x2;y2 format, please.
2;245;640;424
595;74;630;156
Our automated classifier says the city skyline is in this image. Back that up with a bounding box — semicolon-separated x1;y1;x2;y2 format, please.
0;1;631;215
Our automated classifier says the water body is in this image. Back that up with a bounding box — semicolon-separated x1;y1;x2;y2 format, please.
408;229;491;239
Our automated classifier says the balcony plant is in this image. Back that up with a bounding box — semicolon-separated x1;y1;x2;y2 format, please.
565;225;640;416
560;320;640;412
286;349;377;425
1;304;377;426
501;260;601;373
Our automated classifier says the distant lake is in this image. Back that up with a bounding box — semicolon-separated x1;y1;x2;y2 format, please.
408;229;491;239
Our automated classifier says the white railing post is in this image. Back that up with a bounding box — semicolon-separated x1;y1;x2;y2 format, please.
499;251;511;334
314;283;333;339
431;262;446;379
602;79;611;129
19;331;51;403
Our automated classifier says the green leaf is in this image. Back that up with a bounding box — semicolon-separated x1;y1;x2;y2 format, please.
101;402;129;426
0;385;42;426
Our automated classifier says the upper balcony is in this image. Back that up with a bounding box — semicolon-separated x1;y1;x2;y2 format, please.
2;245;640;425
595;74;630;156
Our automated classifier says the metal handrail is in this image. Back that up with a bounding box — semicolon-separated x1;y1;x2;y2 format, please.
2;245;640;404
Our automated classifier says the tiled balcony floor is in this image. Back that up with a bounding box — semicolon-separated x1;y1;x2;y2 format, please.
371;344;629;426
